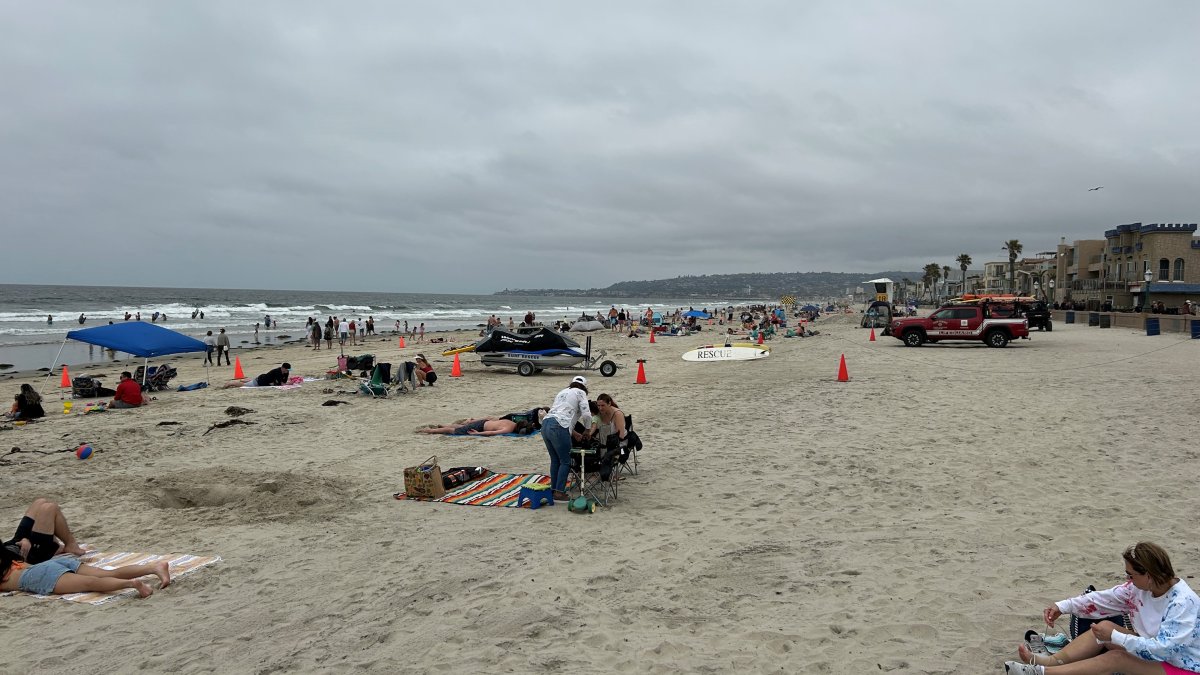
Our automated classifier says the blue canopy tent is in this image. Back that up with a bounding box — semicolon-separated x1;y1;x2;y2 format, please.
681;310;710;319
44;322;208;392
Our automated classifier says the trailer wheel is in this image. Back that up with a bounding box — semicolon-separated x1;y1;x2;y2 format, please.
517;361;536;376
599;360;617;377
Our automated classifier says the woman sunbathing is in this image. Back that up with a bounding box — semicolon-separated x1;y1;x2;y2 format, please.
1005;541;1200;674
418;418;534;436
1;546;171;599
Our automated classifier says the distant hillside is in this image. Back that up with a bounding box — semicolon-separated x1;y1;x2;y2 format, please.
497;271;926;299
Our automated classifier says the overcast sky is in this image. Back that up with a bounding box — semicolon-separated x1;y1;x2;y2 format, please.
1;1;1197;293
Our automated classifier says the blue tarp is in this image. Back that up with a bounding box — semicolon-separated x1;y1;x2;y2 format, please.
682;310;710;319
65;322;207;358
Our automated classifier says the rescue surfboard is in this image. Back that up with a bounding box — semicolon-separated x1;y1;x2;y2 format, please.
682;345;769;362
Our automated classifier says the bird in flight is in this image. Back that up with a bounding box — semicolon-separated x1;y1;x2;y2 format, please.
1088;186;1103;191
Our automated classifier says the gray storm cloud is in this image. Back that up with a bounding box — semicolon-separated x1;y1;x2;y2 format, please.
1;1;1197;292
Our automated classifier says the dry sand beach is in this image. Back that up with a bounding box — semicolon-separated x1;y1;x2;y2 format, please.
3;316;1199;673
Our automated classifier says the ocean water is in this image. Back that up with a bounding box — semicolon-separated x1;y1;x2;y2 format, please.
0;284;744;372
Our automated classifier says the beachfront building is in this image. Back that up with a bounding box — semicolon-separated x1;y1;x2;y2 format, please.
1055;223;1199;311
980;262;1012;294
1014;253;1057;300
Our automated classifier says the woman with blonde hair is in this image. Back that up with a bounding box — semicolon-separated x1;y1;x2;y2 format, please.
1006;542;1200;674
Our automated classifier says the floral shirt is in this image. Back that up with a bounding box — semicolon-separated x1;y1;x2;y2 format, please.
1056;579;1200;670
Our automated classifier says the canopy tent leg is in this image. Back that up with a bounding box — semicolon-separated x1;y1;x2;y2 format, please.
142;357;148;387
39;338;70;398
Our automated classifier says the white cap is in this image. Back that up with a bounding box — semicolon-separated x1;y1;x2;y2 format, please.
571;375;588;386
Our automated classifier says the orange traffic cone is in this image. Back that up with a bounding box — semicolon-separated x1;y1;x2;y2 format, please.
635;359;647;384
451;353;462;377
233;357;245;379
649;330;655;344
399;336;406;348
869;328;876;341
60;365;70;388
836;354;850;382
757;331;764;345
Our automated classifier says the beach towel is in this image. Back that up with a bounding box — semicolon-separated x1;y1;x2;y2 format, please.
394;472;550;507
1;550;221;605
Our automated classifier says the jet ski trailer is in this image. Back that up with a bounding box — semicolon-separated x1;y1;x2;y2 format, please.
449;328;619;377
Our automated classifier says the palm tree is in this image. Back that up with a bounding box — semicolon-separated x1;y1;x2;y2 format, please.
1003;240;1023;293
942;265;952;298
922;263;941;302
956;253;973;296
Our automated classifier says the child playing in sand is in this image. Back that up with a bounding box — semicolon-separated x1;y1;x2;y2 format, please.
1;548;171;598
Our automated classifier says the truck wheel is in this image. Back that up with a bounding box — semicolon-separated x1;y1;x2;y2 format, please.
903;330;924;347
985;330;1009;348
599;360;617;377
517;361;536;376
1046;321;1053;332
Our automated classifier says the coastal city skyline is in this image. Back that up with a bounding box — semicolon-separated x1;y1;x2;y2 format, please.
1;2;1197;294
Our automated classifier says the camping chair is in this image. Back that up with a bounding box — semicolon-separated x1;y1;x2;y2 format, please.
145;364;177;391
359;363;390;398
569;435;620;507
345;354;375;377
393;361;419;393
617;415;642;477
71;375;101;399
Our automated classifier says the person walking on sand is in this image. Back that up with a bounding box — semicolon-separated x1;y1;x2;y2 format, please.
202;330;216;366
339;318;350;347
216;328;231;365
418;322;425;342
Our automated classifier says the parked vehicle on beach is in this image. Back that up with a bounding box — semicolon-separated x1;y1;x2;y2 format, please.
889;304;1029;348
1022;301;1053;331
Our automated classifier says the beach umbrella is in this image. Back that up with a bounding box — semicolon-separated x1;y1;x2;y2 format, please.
801;304;820;312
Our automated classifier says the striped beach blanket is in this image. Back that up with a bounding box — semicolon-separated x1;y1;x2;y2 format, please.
2;550;222;605
396;472;551;508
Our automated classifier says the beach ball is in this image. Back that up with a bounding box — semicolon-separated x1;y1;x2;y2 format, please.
75;444;93;460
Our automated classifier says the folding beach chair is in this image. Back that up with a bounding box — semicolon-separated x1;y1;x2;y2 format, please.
617;415;642;477
359;363;390;398
392;361;419;394
569;436;620;507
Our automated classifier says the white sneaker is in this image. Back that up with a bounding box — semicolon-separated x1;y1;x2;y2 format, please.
1004;662;1044;675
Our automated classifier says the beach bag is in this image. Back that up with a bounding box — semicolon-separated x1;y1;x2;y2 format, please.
1069;585;1133;639
72;376;99;398
403;456;445;499
441;466;488;490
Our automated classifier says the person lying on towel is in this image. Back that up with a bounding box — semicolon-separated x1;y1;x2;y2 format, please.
418;418;535;436
1;542;171;599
